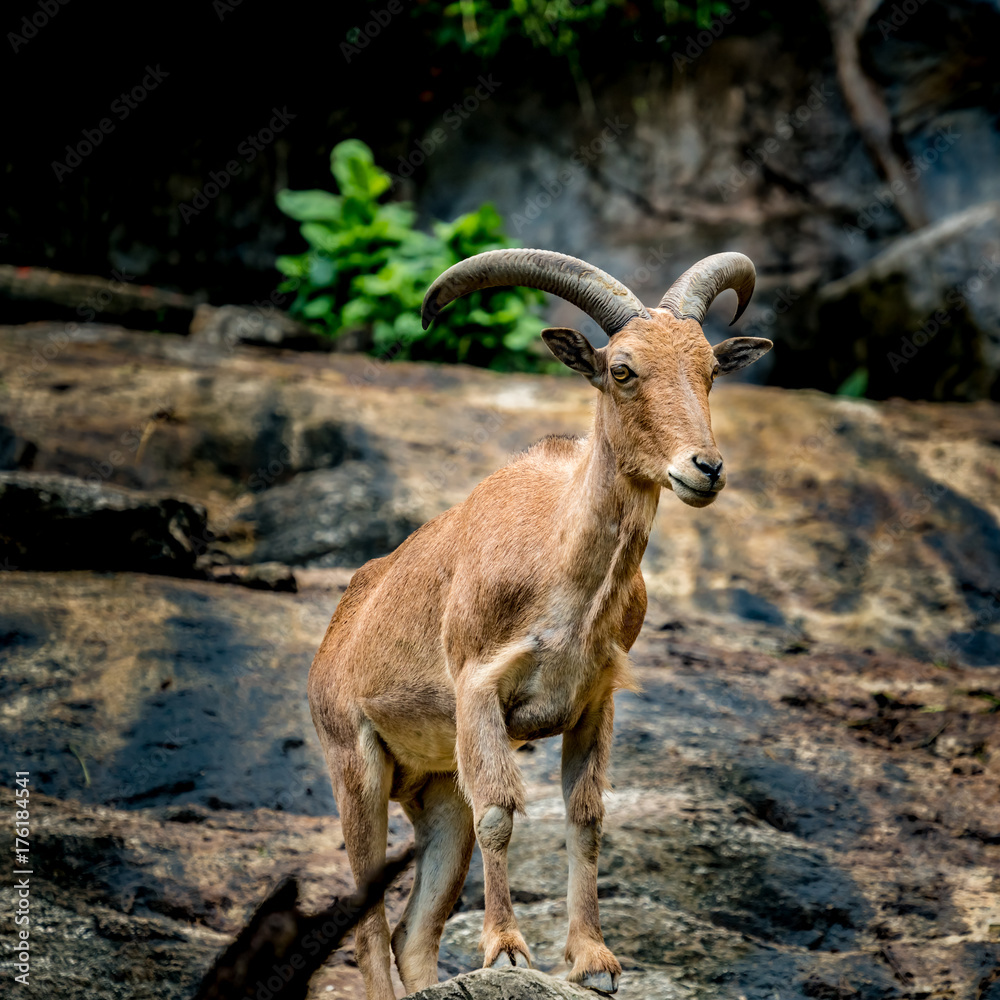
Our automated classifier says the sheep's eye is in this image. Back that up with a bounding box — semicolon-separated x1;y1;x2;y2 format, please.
610;364;634;383
711;365;720;381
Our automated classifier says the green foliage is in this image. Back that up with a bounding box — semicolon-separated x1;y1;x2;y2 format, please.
412;1;736;110
836;366;869;398
420;0;736;59
275;140;550;370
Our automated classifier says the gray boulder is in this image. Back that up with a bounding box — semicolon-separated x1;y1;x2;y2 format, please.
0;419;37;470
412;968;598;999
245;461;421;567
0;472;207;575
3;566;998;998
818;200;1000;400
189;302;330;351
205;560;298;592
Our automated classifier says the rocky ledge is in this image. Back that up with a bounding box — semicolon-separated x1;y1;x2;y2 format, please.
0;323;997;999
2;322;1000;662
1;568;997;999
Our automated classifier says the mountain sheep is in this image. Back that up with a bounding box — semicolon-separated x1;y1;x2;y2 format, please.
308;249;772;998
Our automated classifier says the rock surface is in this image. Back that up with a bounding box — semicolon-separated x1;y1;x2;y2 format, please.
413;7;1000;399
1;568;998;998
205;560;298;592
244;462;422;568
1;323;999;998
0;471;207;575
189;302;331;352
0;263;199;334
10;3;1000;401
411;968;596;999
817;200;1000;401
2;322;998;662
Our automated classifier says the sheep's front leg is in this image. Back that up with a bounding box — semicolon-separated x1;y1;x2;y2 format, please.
562;697;621;993
454;666;533;970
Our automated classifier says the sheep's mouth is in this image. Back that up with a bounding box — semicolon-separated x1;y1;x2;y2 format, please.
668;472;721;507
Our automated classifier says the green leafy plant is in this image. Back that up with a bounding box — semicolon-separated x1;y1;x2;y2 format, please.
412;1;735;115
836;366;869;398
275;139;550;370
423;1;735;57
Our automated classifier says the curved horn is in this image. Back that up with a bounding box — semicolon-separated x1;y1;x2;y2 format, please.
421;248;650;336
658;252;756;326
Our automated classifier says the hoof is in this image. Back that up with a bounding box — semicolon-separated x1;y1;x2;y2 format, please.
579;970;619;994
490;949;530;968
480;928;531;969
483;930;532;970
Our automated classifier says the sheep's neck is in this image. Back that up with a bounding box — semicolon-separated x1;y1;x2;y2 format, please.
564;398;660;639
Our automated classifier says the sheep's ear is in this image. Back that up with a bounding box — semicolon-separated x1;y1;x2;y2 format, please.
713;336;772;375
542;328;603;387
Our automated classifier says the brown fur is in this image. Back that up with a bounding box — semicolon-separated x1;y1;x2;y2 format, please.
307;309;770;998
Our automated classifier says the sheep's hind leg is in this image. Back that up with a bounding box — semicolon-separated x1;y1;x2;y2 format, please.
392;773;475;992
324;719;395;1000
454;667;533;971
562;697;621;994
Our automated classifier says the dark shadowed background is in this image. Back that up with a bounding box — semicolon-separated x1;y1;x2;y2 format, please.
4;0;1000;396
1;3;999;1000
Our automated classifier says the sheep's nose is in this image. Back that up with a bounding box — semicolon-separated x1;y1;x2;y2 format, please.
692;455;723;481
